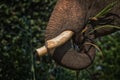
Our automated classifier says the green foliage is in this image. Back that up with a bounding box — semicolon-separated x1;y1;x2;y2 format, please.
94;0;118;19
0;0;120;80
0;0;56;80
95;33;120;80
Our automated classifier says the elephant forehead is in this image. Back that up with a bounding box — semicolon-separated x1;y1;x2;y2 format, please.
45;0;85;41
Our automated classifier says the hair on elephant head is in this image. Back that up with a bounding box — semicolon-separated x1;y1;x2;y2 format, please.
45;0;120;70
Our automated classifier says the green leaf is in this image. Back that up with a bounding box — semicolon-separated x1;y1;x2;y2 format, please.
94;1;118;19
89;25;120;34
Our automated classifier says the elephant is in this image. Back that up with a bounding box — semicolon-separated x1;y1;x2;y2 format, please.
44;0;120;70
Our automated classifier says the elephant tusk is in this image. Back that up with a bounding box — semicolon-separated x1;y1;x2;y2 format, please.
36;30;74;56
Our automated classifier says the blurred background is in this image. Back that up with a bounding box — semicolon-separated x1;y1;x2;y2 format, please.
0;0;120;80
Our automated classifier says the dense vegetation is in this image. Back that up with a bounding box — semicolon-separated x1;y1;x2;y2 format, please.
0;0;120;80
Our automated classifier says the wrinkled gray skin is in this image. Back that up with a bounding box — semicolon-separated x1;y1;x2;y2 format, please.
45;0;120;70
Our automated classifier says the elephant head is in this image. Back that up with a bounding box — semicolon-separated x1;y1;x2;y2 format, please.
37;0;120;70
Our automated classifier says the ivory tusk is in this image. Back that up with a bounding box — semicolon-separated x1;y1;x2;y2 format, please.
36;30;74;56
